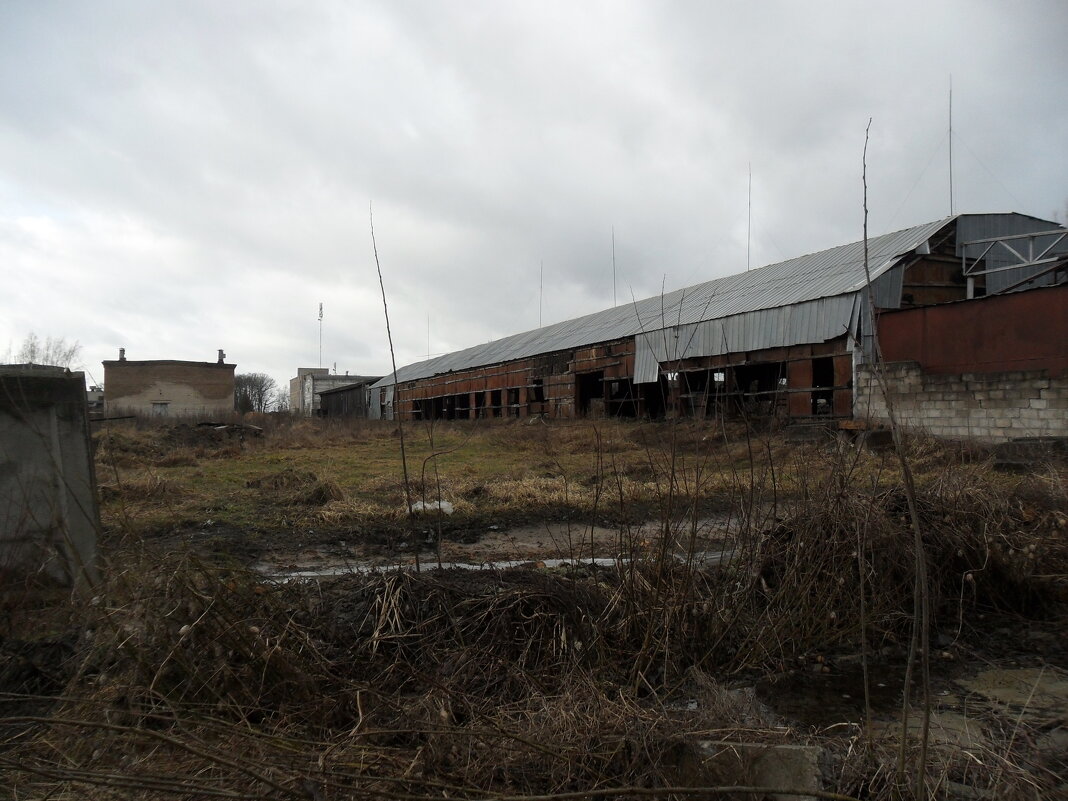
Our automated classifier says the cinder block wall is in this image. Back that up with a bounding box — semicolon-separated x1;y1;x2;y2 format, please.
856;361;1068;442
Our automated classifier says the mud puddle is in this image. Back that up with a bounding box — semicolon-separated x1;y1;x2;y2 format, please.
755;653;1068;756
254;517;734;579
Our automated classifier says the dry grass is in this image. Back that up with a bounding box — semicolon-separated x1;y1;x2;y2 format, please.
5;418;1066;799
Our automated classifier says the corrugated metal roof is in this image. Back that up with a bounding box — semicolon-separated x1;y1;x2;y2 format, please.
374;216;959;389
634;295;861;383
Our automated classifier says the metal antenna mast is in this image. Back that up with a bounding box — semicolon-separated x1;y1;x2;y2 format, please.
612;226;617;306
318;302;323;368
539;260;543;327
949;75;954;216
747;163;752;271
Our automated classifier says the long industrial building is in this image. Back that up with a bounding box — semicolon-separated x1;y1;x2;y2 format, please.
370;212;1067;437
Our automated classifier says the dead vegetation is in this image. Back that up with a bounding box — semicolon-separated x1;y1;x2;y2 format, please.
4;418;1067;799
246;467;345;506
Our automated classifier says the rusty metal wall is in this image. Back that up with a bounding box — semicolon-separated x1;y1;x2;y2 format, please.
878;284;1068;376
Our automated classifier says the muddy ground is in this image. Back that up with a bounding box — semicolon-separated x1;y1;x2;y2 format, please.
4;418;1066;798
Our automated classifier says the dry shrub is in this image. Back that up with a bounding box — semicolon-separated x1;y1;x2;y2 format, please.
92;426;161;468
317;499;406;525
246;467;344;506
71;553;334;722
97;475;180;502
265;418;381;449
714;462;1067;672
5;531;1064;800
313;569;614;699
152;449;199;468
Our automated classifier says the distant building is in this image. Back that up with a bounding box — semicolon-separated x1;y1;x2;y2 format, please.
86;385;104;413
318;376;384;418
289;368;382;416
102;348;236;417
370;211;1068;442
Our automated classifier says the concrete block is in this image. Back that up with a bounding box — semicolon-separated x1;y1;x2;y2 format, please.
688;740;824;801
1;366;100;588
1030;398;1049;410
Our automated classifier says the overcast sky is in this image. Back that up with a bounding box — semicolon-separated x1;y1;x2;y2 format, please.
2;1;1066;392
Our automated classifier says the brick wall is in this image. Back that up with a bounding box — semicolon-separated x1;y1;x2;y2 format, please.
856;361;1068;442
103;361;236;417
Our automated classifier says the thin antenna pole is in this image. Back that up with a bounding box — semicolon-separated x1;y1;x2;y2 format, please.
427;313;430;361
611;226;617;306
949;75;954;216
539;260;543;327
747;162;752;271
318;302;323;368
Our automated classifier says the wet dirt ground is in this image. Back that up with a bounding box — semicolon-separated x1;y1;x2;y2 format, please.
251;517;733;577
752;610;1068;779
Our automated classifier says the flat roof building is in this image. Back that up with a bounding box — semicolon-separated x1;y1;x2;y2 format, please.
103;349;236;417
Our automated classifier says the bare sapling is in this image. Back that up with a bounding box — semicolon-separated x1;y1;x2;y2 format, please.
370;204;415;543
859;119;932;796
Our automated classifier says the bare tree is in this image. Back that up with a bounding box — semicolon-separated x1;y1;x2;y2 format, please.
4;333;82;368
272;388;290;413
234;373;277;413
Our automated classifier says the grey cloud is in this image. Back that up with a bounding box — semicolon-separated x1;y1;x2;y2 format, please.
1;0;1065;389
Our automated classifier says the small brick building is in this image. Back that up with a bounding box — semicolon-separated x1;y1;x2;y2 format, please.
103;349;236;417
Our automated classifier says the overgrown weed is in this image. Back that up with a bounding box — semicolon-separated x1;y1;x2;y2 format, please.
6;418;1066;798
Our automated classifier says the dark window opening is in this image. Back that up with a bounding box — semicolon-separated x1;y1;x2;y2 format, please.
530;378;545;403
732;362;787;416
677;369;728;417
606;378;639;417
490;389;502;418
454;393;471;419
576;371;604;416
641;375;670;419
811;357;834;415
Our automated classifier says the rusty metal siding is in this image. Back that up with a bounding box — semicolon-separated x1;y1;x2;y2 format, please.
878;284;1068;376
634;295;860;383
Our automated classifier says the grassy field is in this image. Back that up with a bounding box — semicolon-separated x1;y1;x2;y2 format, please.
92;416;1014;554
3;415;1066;799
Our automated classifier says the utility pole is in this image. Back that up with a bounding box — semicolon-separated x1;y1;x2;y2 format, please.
318;302;323;368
